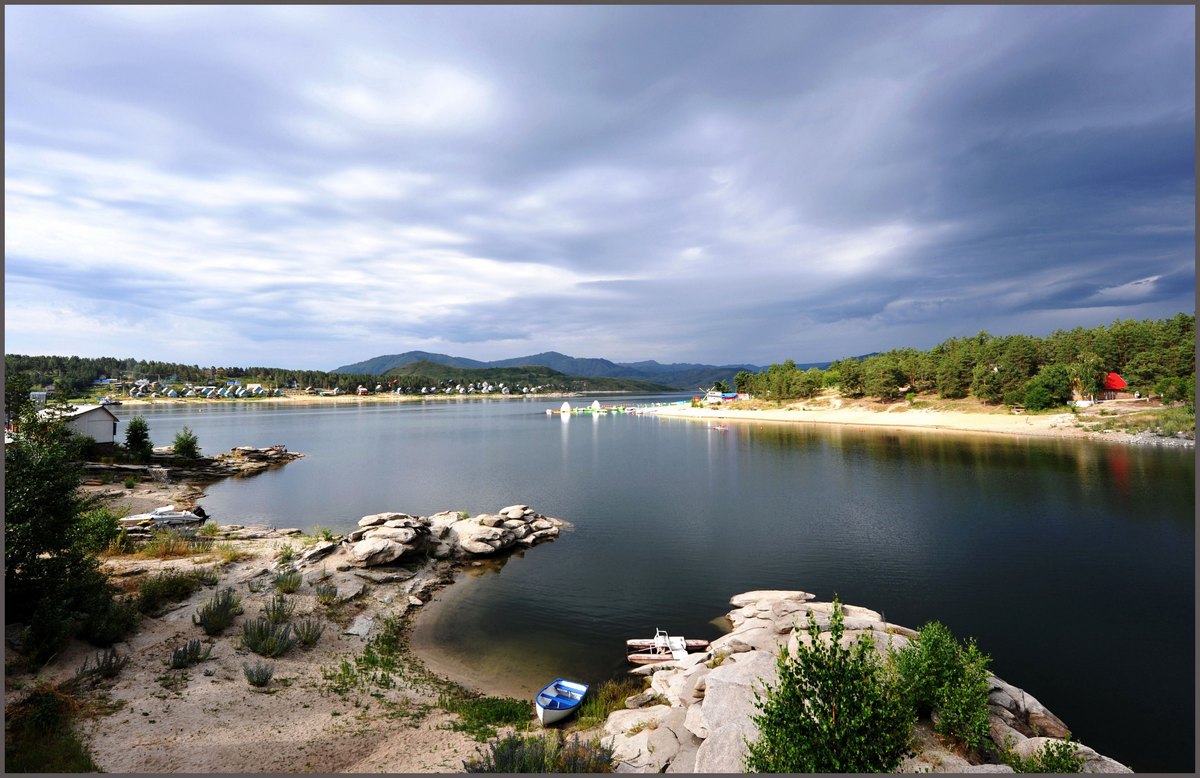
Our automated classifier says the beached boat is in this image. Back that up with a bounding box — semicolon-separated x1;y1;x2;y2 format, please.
626;629;710;665
119;505;206;530
535;678;588;725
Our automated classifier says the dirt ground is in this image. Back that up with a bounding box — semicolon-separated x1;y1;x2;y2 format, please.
6;482;505;773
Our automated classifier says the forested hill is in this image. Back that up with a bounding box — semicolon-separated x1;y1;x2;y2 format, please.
334;350;763;390
384;360;670;393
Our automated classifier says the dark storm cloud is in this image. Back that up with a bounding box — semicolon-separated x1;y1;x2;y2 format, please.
4;5;1193;367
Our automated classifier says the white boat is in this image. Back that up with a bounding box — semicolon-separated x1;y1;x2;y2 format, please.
626;628;709;665
118;505;205;529
535;678;588;725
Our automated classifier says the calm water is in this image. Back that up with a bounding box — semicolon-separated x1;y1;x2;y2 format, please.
130;397;1195;772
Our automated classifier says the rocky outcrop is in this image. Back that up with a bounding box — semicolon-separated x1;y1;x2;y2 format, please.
603;591;1131;774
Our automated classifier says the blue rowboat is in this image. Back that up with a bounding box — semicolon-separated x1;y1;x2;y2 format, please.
535;678;588;725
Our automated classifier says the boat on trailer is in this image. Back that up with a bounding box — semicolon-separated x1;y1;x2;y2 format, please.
626;628;710;665
535;678;588;725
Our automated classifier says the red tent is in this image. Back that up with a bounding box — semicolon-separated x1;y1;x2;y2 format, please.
1103;372;1128;391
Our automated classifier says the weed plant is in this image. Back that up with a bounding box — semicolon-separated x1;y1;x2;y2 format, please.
197;521;220;537
169;638;212;669
274;569;302;593
246;579;265;593
262;594;295;624
243;660;275;688
294;616;325;649
192;567;219;586
80;595;141;646
275;543;296;565
241;618;298;658
76;648;129;680
314;583;339;606
192;588;243;635
213;541;251;564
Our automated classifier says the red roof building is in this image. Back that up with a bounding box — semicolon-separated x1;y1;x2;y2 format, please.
1103;372;1128;391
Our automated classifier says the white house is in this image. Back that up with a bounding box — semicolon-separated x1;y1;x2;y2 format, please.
39;404;120;444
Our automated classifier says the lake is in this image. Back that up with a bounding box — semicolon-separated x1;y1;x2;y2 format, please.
129;396;1194;772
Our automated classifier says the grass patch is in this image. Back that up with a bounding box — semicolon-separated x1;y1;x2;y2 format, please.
135;529;199;559
463;731;614;773
213;541;252;564
574;677;644;730
439;694;533;741
1086;406;1195;438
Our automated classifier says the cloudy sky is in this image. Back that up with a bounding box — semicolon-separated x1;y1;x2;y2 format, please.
5;5;1194;370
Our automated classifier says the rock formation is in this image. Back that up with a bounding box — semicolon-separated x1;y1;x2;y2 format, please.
602;590;1131;774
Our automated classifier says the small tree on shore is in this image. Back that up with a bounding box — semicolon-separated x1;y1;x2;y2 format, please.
124;416;153;462
173;426;200;459
744;596;914;773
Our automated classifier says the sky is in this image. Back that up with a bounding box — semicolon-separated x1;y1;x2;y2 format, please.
4;5;1195;371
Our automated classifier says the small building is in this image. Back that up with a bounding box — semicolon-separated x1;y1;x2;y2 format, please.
39;404;120;444
1097;372;1131;402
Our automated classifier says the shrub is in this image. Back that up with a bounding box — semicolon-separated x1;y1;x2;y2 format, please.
1004;737;1086;773
890;620;992;751
243;660;275;688
192;588;243;636
137;529;193;559
744;597;914;773
124;475;138;489
138;569;202;614
463;732;613;773
80;595;141;646
169;638;212;669
197;521;220;538
241;618;298;658
213;541;251;564
315;583;339;606
274;569;302;594
4;682;99;772
172;426;200;459
74;507;123;554
262;594;295;624
294;616;325;649
192;566;219;586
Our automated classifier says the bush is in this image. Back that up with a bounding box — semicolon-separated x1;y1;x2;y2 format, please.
463;732;614;773
890;620;992;751
744;597;914;773
243;660;275;688
1004;737;1086;773
197;521;220;538
575;677;644;730
137;529;193;559
74;507;123;554
80;595;141;647
275;543;296;565
124;475;138;489
192;588;243;636
241;618;298;658
172;426;200;459
4;682;99;772
138;569;202;614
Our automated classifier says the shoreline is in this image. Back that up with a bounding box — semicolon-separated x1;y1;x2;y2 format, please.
650;401;1195;447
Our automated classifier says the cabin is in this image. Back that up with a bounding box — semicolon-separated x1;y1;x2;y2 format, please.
39;404;120;444
1097;372;1131;402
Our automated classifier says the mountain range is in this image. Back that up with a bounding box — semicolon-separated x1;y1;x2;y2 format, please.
333;350;835;391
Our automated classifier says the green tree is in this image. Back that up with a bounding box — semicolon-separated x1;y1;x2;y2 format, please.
744;597;914;773
5;371;34;422
124;415;153;462
4;408;122;664
173;426;200;459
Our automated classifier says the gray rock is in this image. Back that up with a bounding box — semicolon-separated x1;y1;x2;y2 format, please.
356;514;389;528
343;614;373;638
336;578;366;602
298;540;339;565
276;528;302;535
353;567;417;584
348;528;368;542
364;526;423;545
349;537;409;567
478;514;505;527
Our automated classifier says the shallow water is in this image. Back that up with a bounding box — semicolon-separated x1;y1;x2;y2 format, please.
130;397;1195;772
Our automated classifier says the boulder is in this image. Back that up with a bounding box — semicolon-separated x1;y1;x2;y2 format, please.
356;513;392;528
364;526;424;545
349;537;407;567
605;706;682;773
353;567;417;584
298;540;339;565
343;614;373;638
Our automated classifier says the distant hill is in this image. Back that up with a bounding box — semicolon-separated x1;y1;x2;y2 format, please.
384;360;671;393
334;350;769;390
